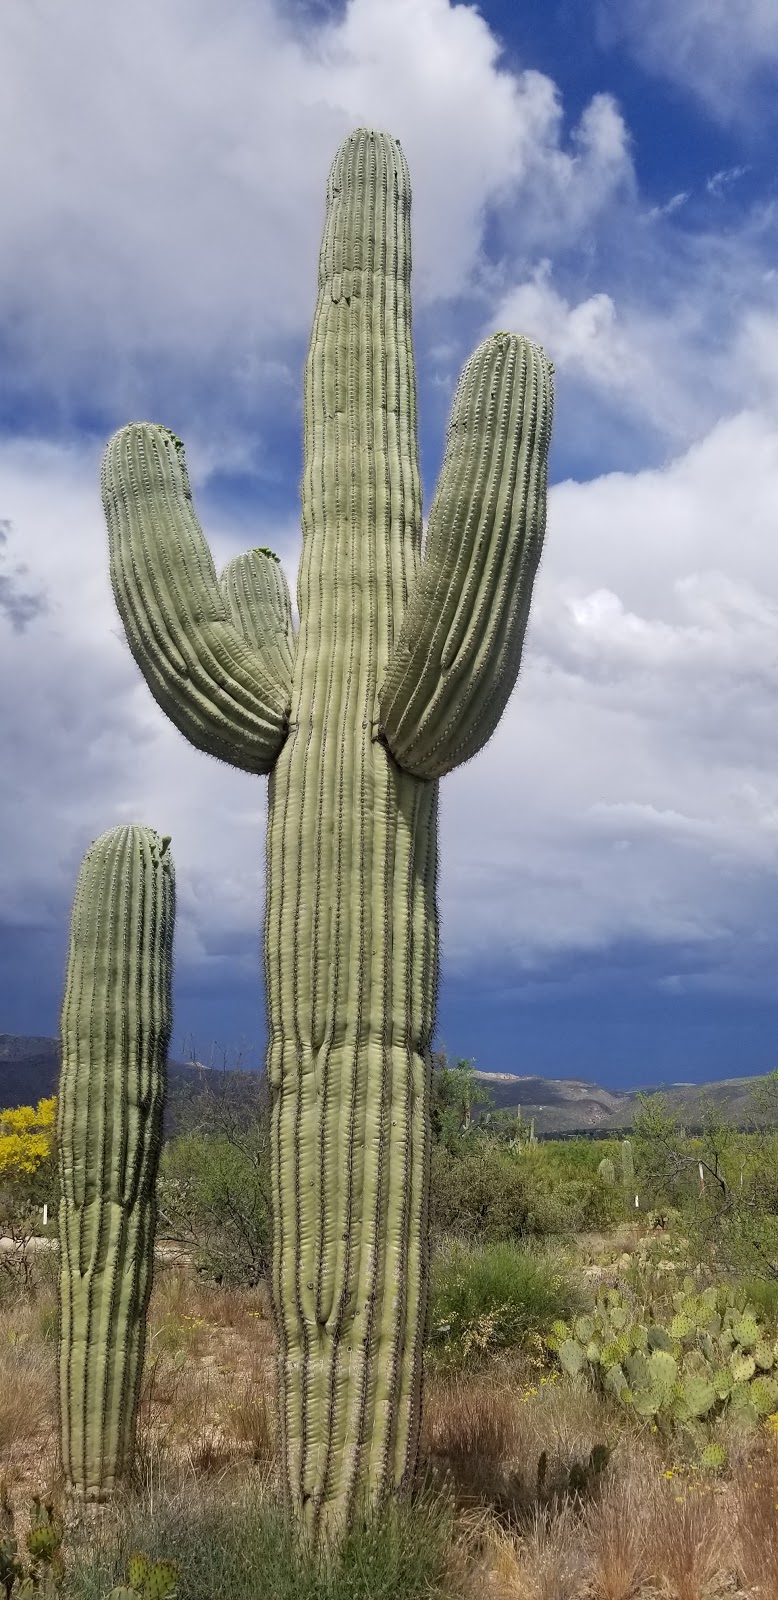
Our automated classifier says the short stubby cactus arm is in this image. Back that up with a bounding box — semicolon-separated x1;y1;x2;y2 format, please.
102;425;292;774
220;547;296;687
378;334;554;779
57;824;175;1501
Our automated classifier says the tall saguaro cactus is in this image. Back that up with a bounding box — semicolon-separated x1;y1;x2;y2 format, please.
57;825;175;1500
101;128;553;1532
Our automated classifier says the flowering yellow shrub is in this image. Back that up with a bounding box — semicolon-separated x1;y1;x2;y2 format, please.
0;1096;56;1179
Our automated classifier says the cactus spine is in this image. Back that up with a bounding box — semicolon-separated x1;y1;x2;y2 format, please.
57;825;175;1500
100;128;553;1532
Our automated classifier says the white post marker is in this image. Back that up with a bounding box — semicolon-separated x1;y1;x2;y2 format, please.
42;1203;48;1227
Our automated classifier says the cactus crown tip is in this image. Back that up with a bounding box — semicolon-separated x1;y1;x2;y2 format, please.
157;426;186;452
253;545;280;563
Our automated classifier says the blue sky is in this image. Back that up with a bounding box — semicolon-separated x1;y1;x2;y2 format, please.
2;0;778;1088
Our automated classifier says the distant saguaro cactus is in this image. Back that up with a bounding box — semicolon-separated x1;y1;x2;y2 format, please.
101;128;553;1533
621;1137;635;1192
57;825;174;1500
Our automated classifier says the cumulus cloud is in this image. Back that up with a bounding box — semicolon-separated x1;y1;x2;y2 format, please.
600;0;778;120
0;0;632;433
483;213;778;474
442;408;778;993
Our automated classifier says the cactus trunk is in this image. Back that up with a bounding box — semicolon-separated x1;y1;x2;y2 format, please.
266;132;436;1529
57;825;174;1501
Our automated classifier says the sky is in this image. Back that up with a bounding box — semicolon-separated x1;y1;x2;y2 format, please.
2;0;778;1089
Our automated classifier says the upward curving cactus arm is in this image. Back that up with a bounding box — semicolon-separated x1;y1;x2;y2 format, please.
220;547;296;687
378;333;553;780
102;424;292;774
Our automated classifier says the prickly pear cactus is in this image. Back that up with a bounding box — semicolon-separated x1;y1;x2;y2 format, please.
0;1492;64;1597
57;826;175;1501
100;128;553;1532
546;1283;778;1447
107;1555;178;1600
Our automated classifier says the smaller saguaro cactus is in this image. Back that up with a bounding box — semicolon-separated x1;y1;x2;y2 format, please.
57;825;175;1501
621;1137;634;1192
598;1156;616;1186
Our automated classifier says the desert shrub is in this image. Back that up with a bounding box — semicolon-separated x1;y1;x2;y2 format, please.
61;1480;455;1600
738;1276;778;1324
552;1177;626;1233
0;1096;58;1225
430;1143;574;1242
430;1141;624;1242
428;1238;584;1367
158;1128;270;1286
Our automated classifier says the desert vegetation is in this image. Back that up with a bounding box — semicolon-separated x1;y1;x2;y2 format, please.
3;1056;778;1597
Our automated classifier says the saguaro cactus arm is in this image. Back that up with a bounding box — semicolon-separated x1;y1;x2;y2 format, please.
378;332;553;780
220;547;296;682
102;425;293;774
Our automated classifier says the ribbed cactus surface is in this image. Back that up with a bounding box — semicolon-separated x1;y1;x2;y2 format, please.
100;127;553;1533
57;825;175;1500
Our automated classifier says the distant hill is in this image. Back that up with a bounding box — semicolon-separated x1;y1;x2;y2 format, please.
472;1068;775;1135
2;1034;774;1137
472;1072;630;1134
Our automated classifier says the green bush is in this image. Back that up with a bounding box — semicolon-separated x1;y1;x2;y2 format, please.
430;1141;624;1242
61;1483;454;1600
430;1143;572;1241
428;1238;584;1367
735;1276;778;1326
158;1129;270;1287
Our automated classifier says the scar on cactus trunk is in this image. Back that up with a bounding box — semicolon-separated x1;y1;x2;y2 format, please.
57;825;174;1502
100;127;553;1534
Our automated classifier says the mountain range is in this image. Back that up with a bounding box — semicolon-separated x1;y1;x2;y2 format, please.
2;1034;774;1136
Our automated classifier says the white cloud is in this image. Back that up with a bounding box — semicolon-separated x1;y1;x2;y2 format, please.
0;0;631;427
441;408;778;989
601;0;778;119
707;166;751;197
484;222;778;465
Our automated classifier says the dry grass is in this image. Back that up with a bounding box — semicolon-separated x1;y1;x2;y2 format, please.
733;1441;778;1599
0;1288;57;1463
648;1476;730;1600
481;1505;586;1600
0;1245;775;1600
583;1462;652;1600
422;1361;621;1523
